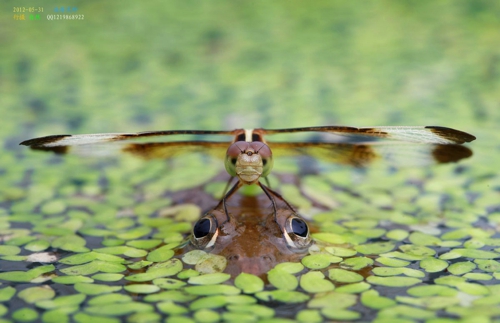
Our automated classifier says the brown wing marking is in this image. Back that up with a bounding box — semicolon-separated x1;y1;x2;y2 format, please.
426;126;476;144
432;144;473;163
122;141;230;160
20;135;72;147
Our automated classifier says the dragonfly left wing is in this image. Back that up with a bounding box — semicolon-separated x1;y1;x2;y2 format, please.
19;130;239;158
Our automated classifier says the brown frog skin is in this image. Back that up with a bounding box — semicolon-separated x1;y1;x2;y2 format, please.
189;192;312;278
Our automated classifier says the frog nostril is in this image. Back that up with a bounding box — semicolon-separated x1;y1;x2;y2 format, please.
262;255;273;263
228;255;239;261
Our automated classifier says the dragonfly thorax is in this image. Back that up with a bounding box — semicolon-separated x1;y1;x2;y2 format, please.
224;141;273;185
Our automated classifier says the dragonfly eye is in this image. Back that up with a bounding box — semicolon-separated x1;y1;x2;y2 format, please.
256;143;273;177
190;214;219;249
284;215;311;251
224;142;244;177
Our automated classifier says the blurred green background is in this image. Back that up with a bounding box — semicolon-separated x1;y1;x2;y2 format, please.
2;0;499;138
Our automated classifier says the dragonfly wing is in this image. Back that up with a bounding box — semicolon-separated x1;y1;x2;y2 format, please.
269;142;473;167
261;126;476;144
20;130;238;159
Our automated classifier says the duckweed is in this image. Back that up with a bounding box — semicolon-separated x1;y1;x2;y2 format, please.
2;3;497;321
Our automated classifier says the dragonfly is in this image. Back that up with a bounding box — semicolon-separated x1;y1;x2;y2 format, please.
20;125;476;216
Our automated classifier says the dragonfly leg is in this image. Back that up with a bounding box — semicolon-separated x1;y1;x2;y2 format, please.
264;176;271;189
257;182;278;217
222;176;235;197
259;183;296;214
220;181;243;221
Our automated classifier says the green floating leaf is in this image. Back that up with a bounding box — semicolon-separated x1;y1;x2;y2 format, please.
88;294;132;305
61;260;126;276
91;273;124;282
335;282;371;294
177;269;200;279
375;257;410;267
447;261;476;275
407;285;457;297
452;248;500;259
116;226;152;240
59;252;97;265
385;229;409;241
84;302;154;316
311;233;346;244
188;273;230;285
360;290;396;309
274;262;304;274
301;254;341;269
324;246;357;257
0;286;16;301
127;259;183;282
373;266;424;278
12;308;39;322
226;304;275;319
93;246;147;258
146;245;175;262
328;268;363;283
234;273;264;294
256;290;309;303
381;251;424;261
52;235;88;252
340;256;374;270
0;245;21;256
322;308;361;321
419;258;448;273
18;285;55;304
399;244;436;257
377;304;435;320
182;250;208;265
300;271;335;293
189;295;228;310
41;199;66;214
157;301;188;315
126;239;163;249
408;232;442;246
0;264;54;282
184;285;241;296
367;276;422;287
128;260;153;270
195;254;227;274
455;282;490;295
355;242;395;255
463;273;492;281
35;294;86;309
153;278;186;289
296;309;322;323
308;291;357;308
124;284;160;294
73;312;121;323
268;268;298;291
475;259;500;272
193;309;220;323
52;275;94;285
74;283;122;295
396;295;460;310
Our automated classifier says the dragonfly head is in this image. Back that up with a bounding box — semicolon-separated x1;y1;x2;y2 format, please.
224;141;273;185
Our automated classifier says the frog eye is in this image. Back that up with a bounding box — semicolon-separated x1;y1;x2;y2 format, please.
190;214;219;249
283;216;311;250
